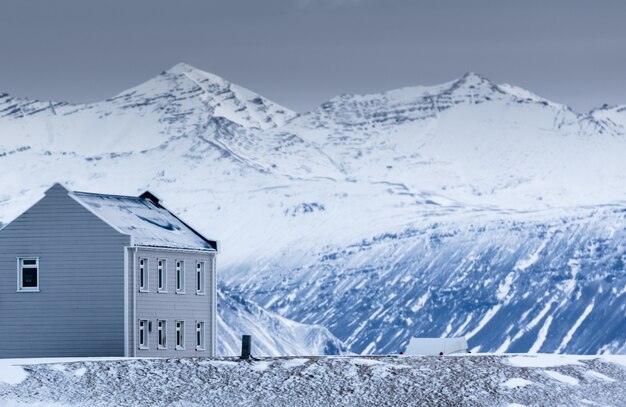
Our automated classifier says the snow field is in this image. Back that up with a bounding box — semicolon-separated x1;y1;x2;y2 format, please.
0;355;625;406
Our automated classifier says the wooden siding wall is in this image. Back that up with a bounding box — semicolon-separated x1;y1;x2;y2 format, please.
0;185;130;357
131;247;216;357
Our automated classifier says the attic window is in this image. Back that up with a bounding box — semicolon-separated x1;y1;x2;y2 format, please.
18;258;40;292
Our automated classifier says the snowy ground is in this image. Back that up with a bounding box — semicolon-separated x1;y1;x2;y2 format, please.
0;354;624;406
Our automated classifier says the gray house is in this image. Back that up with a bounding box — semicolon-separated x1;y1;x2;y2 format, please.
0;183;218;358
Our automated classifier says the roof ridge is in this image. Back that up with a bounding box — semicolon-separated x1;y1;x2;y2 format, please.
70;190;144;200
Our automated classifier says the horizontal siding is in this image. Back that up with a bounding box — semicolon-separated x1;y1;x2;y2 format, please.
0;184;130;358
132;248;216;357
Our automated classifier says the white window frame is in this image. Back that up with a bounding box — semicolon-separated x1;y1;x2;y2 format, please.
175;320;185;350
195;321;205;351
176;260;185;294
157;320;167;350
138;319;149;350
139;258;149;292
17;257;40;292
157;259;167;293
196;261;205;295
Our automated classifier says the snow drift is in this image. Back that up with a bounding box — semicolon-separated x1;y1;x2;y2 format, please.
0;355;625;406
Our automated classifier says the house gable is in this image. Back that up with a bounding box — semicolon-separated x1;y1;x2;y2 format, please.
0;183;130;238
0;183;131;358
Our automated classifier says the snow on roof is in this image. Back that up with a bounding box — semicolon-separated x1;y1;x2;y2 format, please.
70;190;215;251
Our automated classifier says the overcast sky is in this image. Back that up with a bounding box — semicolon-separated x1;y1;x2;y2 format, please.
1;0;625;113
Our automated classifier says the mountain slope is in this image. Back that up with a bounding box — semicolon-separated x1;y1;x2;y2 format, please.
227;206;626;355
0;64;624;356
217;288;347;356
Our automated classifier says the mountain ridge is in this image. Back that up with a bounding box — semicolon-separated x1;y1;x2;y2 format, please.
0;63;624;356
0;64;616;119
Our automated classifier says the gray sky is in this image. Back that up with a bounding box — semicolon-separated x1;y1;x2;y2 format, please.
1;0;625;113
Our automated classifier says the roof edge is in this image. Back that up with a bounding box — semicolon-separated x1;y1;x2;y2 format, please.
139;191;161;205
139;190;218;252
158;206;219;252
132;244;217;253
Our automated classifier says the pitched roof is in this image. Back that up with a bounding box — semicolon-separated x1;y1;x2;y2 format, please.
67;187;216;251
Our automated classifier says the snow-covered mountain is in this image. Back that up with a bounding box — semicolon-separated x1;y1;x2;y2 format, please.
0;63;624;356
217;288;346;356
0;62;294;154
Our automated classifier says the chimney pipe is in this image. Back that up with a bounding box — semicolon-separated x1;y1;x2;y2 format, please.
241;335;252;359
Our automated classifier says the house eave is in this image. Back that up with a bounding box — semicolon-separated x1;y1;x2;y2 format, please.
130;244;217;254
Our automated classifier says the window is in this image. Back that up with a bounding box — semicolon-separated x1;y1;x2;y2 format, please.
139;258;149;292
157;259;167;293
175;321;185;350
157;320;167;349
176;260;185;294
18;258;39;292
195;321;205;350
138;319;149;349
196;261;205;295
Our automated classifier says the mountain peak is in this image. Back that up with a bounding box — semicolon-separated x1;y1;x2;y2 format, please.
451;72;566;110
119;62;297;129
448;72;497;94
166;62;196;72
459;71;491;83
166;61;226;76
161;62;231;89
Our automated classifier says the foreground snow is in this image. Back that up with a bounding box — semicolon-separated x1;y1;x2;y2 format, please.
0;354;624;406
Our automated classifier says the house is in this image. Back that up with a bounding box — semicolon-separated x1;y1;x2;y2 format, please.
403;337;468;356
0;183;218;358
